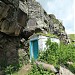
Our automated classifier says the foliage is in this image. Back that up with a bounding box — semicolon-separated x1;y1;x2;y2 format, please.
66;62;75;73
57;44;75;64
36;33;58;38
38;38;75;73
68;34;75;41
52;18;60;24
38;38;58;66
27;64;55;75
4;64;19;75
5;65;13;75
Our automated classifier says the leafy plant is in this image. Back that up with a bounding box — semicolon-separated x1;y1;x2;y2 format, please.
27;63;55;75
38;38;75;73
38;38;58;66
5;65;15;75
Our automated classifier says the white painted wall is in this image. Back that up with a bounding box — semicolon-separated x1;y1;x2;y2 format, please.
38;36;60;51
38;35;48;51
29;34;60;51
51;38;60;44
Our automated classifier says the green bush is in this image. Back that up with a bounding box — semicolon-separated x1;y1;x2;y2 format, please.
38;38;75;72
66;63;75;73
5;65;14;74
27;64;55;75
38;38;58;66
57;43;75;64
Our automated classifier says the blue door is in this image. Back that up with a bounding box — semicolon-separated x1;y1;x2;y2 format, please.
33;40;38;60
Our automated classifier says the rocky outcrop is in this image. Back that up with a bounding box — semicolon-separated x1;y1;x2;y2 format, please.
49;14;70;44
35;61;58;73
0;32;20;73
0;0;70;43
35;61;74;75
59;66;74;75
0;0;19;35
0;32;29;73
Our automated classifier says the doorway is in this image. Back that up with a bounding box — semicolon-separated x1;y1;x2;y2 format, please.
30;40;38;60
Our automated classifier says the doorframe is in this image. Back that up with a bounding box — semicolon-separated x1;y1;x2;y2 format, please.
30;39;39;60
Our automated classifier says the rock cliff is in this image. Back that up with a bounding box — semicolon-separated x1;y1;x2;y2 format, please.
0;0;70;43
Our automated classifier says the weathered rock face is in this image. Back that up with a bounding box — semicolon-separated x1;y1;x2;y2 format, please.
20;0;70;44
0;0;29;73
59;66;74;75
0;0;19;35
0;32;20;72
0;32;29;73
0;0;70;43
0;0;28;36
49;14;70;44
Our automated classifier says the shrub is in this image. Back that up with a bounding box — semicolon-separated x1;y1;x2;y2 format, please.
38;38;75;71
27;64;55;75
38;38;58;66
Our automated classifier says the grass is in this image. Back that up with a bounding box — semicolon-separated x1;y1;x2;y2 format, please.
68;34;75;40
36;32;58;38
